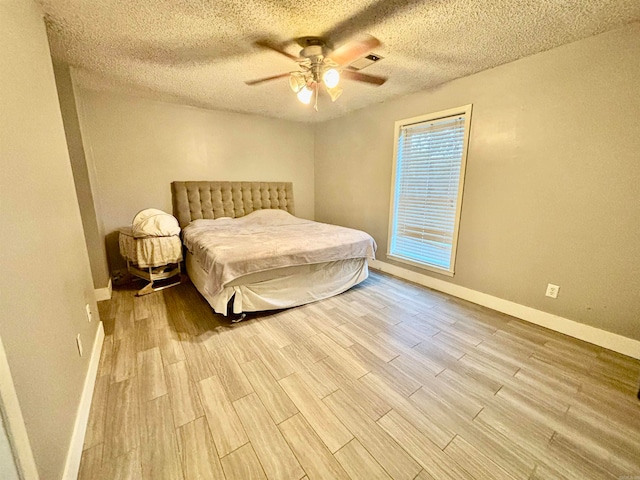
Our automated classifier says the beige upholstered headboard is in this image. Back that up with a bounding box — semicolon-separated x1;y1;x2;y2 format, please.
171;181;295;228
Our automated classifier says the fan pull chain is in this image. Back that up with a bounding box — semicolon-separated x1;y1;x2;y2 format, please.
314;82;319;112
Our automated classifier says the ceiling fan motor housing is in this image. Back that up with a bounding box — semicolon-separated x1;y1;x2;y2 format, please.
300;44;325;60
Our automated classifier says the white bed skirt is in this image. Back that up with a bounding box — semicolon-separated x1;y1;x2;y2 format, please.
186;252;369;315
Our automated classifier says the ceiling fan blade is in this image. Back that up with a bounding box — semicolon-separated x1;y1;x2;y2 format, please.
254;40;300;61
327;35;381;67
341;69;387;86
245;73;290;86
322;0;425;46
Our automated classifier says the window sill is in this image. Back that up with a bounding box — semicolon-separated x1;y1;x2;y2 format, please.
386;253;455;277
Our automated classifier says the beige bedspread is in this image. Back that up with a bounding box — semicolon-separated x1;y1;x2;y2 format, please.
182;210;376;295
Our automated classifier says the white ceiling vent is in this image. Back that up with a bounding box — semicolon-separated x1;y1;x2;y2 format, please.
349;53;384;71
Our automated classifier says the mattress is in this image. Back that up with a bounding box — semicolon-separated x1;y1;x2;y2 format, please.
186;252;369;314
182;209;376;315
182;209;376;298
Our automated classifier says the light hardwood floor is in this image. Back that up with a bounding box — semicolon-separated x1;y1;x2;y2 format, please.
80;271;640;480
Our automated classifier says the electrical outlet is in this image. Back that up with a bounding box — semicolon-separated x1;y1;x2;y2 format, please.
76;334;84;357
85;304;92;323
545;283;560;299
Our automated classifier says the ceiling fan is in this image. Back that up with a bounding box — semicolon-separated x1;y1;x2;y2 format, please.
245;35;387;110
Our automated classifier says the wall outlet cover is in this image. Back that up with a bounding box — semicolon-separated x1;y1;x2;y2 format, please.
545;283;560;299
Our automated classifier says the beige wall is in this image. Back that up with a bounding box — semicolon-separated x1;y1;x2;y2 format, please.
315;24;640;341
75;89;316;271
53;61;111;289
0;0;101;477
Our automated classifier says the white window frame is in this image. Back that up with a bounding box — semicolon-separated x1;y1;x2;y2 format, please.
387;104;473;276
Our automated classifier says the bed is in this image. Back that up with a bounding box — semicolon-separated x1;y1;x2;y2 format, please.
171;181;376;316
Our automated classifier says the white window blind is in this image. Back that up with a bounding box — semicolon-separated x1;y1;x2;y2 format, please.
388;106;472;275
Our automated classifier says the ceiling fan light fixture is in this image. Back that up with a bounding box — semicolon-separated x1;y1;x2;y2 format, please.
323;68;340;88
289;73;305;93
296;85;313;104
326;85;343;102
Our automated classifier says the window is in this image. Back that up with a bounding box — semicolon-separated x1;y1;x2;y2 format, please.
388;105;472;276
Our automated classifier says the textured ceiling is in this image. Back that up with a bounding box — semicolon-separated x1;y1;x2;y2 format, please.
40;0;640;123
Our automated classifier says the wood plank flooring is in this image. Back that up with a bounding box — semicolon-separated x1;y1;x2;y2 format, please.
81;271;640;480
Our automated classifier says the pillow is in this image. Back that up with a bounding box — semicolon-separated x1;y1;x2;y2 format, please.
132;208;180;238
185;210;307;232
238;209;299;225
187;217;234;227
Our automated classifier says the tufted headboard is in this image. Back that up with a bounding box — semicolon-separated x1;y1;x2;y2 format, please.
171;181;295;228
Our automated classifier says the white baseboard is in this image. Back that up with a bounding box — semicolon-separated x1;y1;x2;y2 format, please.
94;278;112;302
369;259;640;360
62;322;105;480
